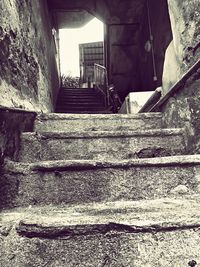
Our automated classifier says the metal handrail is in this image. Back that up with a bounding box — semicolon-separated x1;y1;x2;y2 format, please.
94;63;109;106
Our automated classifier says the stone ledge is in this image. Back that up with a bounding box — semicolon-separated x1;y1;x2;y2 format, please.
2;154;197;172
22;128;184;140
36;112;163;120
0;105;37;115
1;196;200;238
5;154;200;173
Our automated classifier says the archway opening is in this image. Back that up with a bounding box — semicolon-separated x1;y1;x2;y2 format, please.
59;16;104;88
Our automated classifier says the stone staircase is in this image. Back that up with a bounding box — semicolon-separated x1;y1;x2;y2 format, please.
56;87;109;114
1;112;200;266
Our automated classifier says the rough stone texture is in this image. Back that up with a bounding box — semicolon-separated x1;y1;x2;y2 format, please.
2;155;200;208
0;0;59;111
17;129;185;162
1;229;200;267
170;184;189;195
0;1;199;264
162;0;200;94
0;108;36;212
0;108;36;164
168;0;200;70
160;65;200;154
34;113;163;132
1;197;200;266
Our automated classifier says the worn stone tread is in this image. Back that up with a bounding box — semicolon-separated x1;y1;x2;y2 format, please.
18;128;185;162
1;196;200;238
3;155;200;207
5;155;200;173
22;128;184;139
35;112;164;132
36;112;163;120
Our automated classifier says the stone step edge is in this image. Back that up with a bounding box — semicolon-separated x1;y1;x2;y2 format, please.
5;155;200;174
2;196;200;238
22;128;184;140
36;112;163;121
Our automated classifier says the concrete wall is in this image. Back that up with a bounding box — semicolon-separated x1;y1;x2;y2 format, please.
97;0;173;100
94;0;145;100
0;0;59;112
138;0;172;93
106;23;140;100
162;0;200;94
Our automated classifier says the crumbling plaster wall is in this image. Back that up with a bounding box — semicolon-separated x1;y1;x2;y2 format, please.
0;0;59;112
162;0;200;94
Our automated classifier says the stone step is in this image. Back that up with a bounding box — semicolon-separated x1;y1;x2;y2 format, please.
56;106;106;111
56;103;106;108
3;155;199;207
1;196;200;266
58;94;99;98
34;113;163;132
55;107;107;113
57;96;103;101
61;87;95;92
17;129;185;162
58;91;97;96
60;88;95;92
57;94;99;99
55;110;112;114
57;98;102;103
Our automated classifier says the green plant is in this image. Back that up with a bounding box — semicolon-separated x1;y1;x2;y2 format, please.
61;75;80;88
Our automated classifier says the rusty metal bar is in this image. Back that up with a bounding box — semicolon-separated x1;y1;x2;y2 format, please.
150;58;200;112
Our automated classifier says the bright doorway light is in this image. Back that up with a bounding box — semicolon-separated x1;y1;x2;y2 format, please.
59;17;104;77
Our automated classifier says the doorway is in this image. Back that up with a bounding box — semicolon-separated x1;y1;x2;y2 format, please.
59;16;104;88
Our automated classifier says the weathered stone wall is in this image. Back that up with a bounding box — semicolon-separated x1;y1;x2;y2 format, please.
0;0;59;112
157;0;200;153
0;108;36;209
161;65;200;154
162;0;200;94
0;108;36;164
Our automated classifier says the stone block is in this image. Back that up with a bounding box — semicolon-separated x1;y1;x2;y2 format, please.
17;129;186;162
34;113;163;132
2;155;200;207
